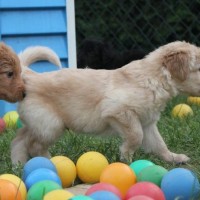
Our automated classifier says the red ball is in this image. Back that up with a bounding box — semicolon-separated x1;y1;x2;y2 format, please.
0;118;6;133
127;195;154;200
86;183;123;199
125;182;165;200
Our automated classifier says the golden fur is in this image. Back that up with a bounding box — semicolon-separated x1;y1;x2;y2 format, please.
11;41;200;164
0;43;25;102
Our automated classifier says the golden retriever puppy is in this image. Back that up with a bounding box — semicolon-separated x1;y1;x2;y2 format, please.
11;41;200;164
0;43;25;102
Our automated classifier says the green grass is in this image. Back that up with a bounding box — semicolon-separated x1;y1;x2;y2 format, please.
1;95;200;180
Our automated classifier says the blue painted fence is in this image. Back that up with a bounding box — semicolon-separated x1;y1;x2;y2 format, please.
0;0;75;117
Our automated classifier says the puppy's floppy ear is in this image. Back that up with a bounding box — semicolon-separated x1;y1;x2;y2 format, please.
163;51;189;81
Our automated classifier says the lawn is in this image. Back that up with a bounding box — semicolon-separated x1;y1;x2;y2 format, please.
0;95;200;180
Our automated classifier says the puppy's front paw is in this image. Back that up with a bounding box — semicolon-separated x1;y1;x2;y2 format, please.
120;155;133;164
120;147;134;164
170;153;190;164
11;156;28;165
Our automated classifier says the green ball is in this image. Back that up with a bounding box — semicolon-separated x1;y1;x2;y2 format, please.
129;159;155;177
27;180;62;200
70;195;94;200
16;118;23;129
137;165;168;187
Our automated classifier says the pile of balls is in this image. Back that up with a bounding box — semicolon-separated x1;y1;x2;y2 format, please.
0;110;22;134
0;151;199;200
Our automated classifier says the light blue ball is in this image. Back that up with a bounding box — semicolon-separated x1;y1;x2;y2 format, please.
23;156;57;181
25;168;62;190
89;191;120;200
70;195;94;200
161;168;200;200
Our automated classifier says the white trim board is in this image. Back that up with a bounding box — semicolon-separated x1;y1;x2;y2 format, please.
67;0;77;68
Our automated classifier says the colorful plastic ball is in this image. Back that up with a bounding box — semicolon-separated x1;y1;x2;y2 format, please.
3;111;19;128
50;156;76;187
137;165;168;186
89;191;120;200
43;189;74;200
127;195;154;200
0;179;22;200
27;180;62;200
0;118;6;133
25;168;62;190
129;159;155;177
86;183;122;199
70;195;94;200
172;104;193;118
187;96;200;106
16;117;23;128
23;156;57;181
76;151;109;183
0;174;27;200
161;168;200;200
100;162;136;199
125;182;165;200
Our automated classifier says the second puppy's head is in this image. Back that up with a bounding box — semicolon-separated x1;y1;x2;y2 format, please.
0;43;25;102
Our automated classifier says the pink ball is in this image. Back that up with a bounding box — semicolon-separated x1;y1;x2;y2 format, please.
0;118;6;133
86;183;123;199
125;182;165;200
127;195;154;200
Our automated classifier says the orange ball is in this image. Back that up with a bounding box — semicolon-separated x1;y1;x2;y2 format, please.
0;179;22;200
100;162;136;199
0;174;27;200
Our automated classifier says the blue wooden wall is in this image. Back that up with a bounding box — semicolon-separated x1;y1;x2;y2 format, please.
0;0;71;117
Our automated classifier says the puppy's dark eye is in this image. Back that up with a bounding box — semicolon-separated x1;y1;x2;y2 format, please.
7;71;14;78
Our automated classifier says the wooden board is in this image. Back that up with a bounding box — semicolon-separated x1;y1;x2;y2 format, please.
66;184;92;195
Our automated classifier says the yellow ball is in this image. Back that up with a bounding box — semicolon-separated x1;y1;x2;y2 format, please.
0;174;27;200
50;156;76;188
172;104;193;118
3;111;19;128
76;151;109;184
43;189;74;200
187;96;200;106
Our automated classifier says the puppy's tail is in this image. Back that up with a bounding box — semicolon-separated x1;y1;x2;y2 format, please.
18;46;62;69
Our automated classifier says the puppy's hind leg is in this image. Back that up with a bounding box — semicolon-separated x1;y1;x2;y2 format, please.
11;127;30;165
27;135;51;159
108;110;143;163
142;123;190;163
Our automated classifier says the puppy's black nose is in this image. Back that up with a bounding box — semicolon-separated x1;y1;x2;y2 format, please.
22;92;26;98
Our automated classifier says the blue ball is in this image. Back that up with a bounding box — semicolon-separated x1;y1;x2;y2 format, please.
25;168;62;190
89;191;120;200
161;168;200;200
23;157;57;181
